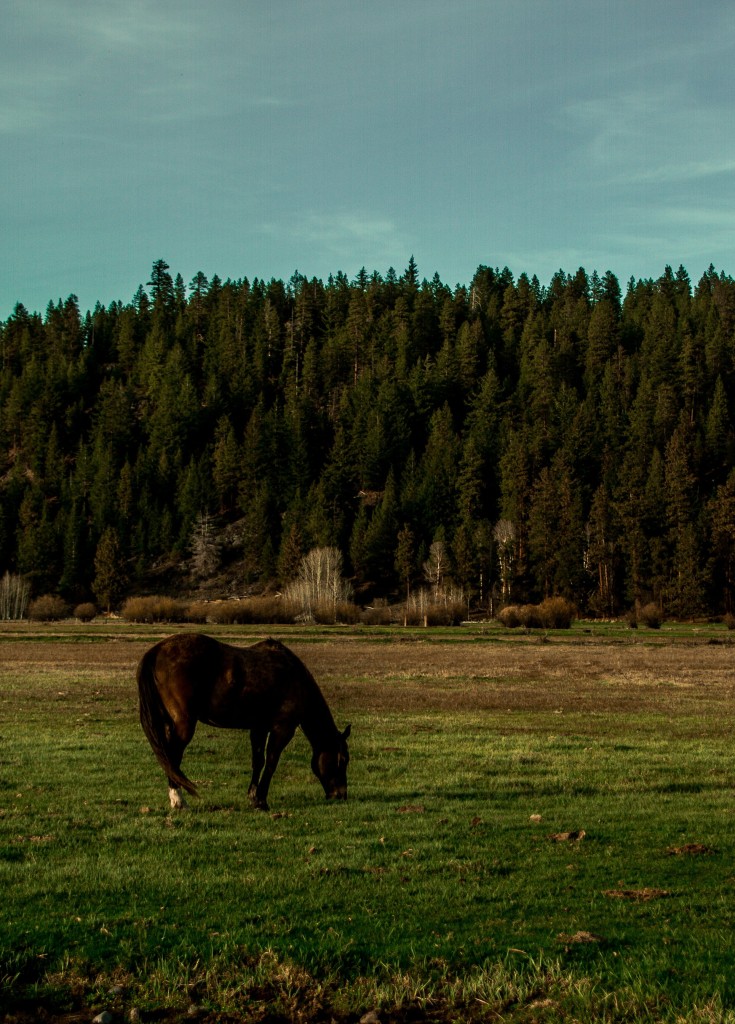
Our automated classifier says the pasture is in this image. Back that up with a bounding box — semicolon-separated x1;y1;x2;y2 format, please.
1;621;735;1022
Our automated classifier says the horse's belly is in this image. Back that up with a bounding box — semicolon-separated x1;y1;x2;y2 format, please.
200;710;253;730
198;680;280;732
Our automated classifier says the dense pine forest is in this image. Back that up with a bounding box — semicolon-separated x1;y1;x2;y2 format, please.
2;257;735;618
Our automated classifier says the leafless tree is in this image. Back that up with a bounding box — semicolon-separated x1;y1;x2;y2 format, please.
285;547;353;620
494;519;516;601
423;540;448;598
0;572;30;620
191;513;221;580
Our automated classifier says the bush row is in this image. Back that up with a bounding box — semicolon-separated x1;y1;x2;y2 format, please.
20;592;454;625
22;592;729;630
117;595;465;626
27;595;97;621
497;597;577;630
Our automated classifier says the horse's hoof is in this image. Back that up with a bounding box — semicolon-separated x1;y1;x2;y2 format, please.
254;799;269;812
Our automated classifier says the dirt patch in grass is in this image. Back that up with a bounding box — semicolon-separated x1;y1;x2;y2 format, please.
667;843;717;856
603;888;671;901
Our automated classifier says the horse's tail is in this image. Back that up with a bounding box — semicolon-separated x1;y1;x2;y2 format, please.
137;646;198;796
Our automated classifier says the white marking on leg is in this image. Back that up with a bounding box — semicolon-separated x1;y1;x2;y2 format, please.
169;786;187;809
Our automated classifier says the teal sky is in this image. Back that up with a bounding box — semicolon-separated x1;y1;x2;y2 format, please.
2;0;734;316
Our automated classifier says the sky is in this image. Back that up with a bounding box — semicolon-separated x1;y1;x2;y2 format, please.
2;0;735;317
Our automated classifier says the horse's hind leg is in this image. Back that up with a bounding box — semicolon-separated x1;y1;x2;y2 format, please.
165;725;194;810
168;780;187;809
248;728;267;808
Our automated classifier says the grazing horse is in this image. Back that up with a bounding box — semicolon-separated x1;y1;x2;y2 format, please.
137;633;350;811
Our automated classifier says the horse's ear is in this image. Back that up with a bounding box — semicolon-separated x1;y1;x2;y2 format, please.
342;723;351;740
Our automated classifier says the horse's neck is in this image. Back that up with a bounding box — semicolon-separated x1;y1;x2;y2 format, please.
300;690;339;751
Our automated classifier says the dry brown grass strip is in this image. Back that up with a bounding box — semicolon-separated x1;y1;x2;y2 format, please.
2;633;735;728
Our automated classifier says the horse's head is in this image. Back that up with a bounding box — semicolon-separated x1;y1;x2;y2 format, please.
312;724;351;801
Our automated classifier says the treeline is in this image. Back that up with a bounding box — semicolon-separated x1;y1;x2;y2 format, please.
2;257;735;616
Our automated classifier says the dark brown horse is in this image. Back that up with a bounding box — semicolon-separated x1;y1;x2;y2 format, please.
137;633;350;811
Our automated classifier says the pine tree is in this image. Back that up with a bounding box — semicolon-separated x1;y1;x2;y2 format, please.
277;516;304;586
211;417;240;513
93;527;127;611
395;524;417;604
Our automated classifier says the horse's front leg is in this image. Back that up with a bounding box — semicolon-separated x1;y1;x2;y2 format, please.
248;728;267;808
252;725;294;811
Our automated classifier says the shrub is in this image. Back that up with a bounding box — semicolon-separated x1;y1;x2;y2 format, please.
28;594;71;621
725;612;735;631
517;604;544;629
425;601;465;627
187;600;243;624
120;596;188;623
309;600;361;625
498;599;575;630
183;601;209;624
361;604;393;626
538;596;576;629
335;601;361;625
203;597;296;625
73;602;97;622
402;590;465;627
497;605;522;628
402;603;423;627
638;602;662;629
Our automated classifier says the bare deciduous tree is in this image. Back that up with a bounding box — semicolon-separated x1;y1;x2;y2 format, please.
0;572;30;620
494;519;516;601
423;540;448;598
284;547;353;620
191;513;221;580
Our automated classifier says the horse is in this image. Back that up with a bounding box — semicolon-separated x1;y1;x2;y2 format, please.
137;633;350;811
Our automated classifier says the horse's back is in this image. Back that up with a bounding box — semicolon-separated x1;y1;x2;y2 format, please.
145;633;313;730
232;637;316;719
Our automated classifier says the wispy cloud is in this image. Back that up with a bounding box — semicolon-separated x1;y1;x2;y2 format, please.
629;160;735;186
656;206;735;228
563;87;735;190
19;0;198;51
0;1;205;135
262;211;409;271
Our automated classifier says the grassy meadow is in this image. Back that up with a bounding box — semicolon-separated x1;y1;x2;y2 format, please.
1;621;735;1022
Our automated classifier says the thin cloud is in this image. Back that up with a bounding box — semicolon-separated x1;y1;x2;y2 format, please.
0;1;203;134
263;211;409;271
628;160;735;186
17;0;199;51
564;88;735;189
657;206;735;228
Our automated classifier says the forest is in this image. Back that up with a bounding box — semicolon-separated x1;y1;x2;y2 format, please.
1;257;735;618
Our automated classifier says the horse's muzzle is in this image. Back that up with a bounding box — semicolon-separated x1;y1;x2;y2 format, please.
327;789;347;801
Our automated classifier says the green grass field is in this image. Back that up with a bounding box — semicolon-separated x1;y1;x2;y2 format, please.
1;621;735;1022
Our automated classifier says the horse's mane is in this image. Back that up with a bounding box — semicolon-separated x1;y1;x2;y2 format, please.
258;638;339;746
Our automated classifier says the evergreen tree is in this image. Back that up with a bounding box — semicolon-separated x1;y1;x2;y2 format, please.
395;523;417;604
93;527;127;610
